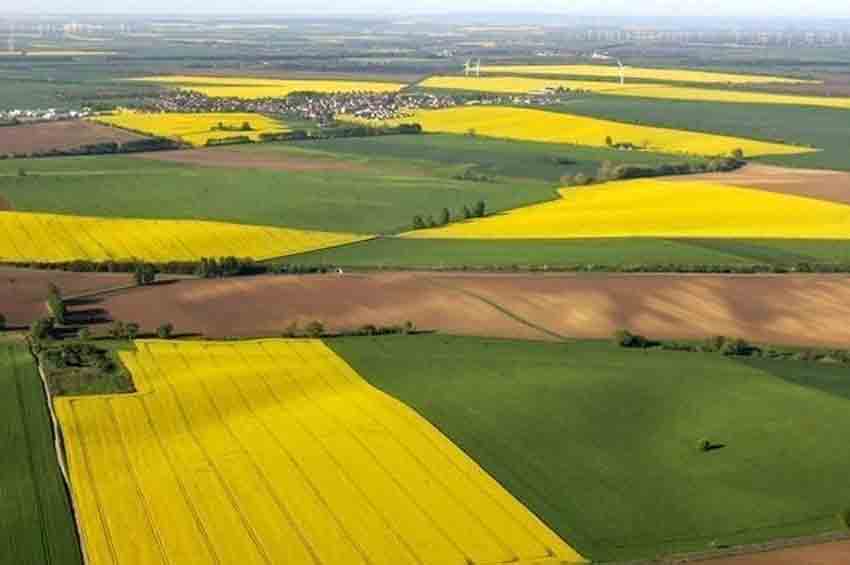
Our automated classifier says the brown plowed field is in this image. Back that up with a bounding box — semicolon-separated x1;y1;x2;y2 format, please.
131;147;368;172
0;120;149;156
664;163;850;205
702;539;850;564
0;268;132;327
97;272;850;347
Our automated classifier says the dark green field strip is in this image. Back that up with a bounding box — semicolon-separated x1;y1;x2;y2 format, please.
284;237;850;269
285;133;703;183
0;342;83;565
0;154;555;235
331;336;850;562
545;96;850;171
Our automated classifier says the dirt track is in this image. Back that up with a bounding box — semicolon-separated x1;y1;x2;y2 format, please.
665;163;850;206
0;268;132;327
131;147;369;172
92;271;850;347
703;539;850;564
0;120;148;156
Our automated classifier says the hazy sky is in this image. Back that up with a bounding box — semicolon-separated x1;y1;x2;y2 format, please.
8;0;850;17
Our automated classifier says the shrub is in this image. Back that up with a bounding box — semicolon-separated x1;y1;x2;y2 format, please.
0;313;5;330
305;320;325;338
108;321;126;339
613;329;649;348
156;323;174;339
77;327;91;340
30;317;55;341
697;438;712;452
839;508;850;530
125;323;140;340
283;321;299;338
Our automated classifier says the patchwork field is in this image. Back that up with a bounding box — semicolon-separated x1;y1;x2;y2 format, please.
55;339;583;565
0;153;556;234
374;107;813;157
0;341;84;565
91;111;288;146
332;335;850;561
133;75;406;98
481;64;816;85
93;272;850;348
419;76;850;110
405;179;850;240
0;211;366;262
0;120;150;157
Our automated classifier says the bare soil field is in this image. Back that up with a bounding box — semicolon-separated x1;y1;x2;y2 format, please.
702;539;850;564
0;268;132;327
664;163;850;205
97;272;850;347
0;120;149;157
131;147;369;172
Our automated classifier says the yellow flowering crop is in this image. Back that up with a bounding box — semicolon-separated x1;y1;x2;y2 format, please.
482;64;817;85
403;179;850;239
133;75;406;99
0;211;367;262
370;106;812;157
92;111;288;146
55;339;585;565
420;76;850;110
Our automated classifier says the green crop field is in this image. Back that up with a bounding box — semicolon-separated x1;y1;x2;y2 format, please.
548;96;850;171
285;133;705;183
331;335;850;562
0;340;83;565
0;154;556;234
285;236;850;269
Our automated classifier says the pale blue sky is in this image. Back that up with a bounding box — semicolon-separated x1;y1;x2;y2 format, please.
7;0;850;17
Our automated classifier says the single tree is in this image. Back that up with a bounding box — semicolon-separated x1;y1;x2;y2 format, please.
473;200;486;218
605;135;613;147
77;327;91;340
30;317;55;341
0;313;5;330
426;215;437;228
133;262;156;286
305;320;325;338
439;207;451;226
462;205;473;219
109;321;126;339
125;323;140;340
156;323;174;339
412;215;426;230
731;147;745;160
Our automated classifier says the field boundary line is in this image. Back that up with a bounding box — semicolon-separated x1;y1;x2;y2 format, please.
423;275;570;341
319;347;576;561
31;343;89;565
254;340;466;565
289;342;555;562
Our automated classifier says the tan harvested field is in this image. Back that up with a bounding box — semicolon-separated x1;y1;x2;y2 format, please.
665;163;850;206
96;272;551;340
703;539;850;564
0;268;132;326
0;120;149;156
132;147;368;172
97;272;850;347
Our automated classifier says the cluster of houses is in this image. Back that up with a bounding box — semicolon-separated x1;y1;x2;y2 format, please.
0;107;92;123
149;88;577;123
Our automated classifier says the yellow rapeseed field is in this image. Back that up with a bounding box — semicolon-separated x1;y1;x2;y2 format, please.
0;211;367;262
403;179;850;239
370;106;812;158
55;339;585;565
420;76;850;110
92;111;288;146
133;75;406;99
481;64;817;85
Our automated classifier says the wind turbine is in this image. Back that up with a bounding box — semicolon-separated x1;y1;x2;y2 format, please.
617;59;625;85
7;22;15;54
